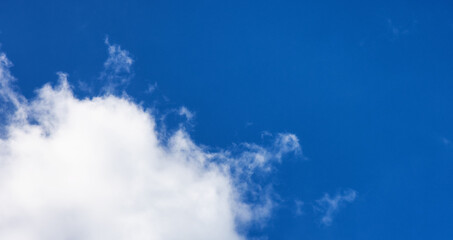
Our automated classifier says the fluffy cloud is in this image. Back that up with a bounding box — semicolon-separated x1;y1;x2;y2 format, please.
315;189;357;226
0;49;300;239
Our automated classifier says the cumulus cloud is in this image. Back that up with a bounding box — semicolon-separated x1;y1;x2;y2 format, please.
0;48;301;239
315;189;357;226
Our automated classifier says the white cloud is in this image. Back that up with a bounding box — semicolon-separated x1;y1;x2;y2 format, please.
0;50;301;239
315;189;357;226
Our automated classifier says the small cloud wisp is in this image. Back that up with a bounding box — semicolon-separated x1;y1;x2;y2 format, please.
315;189;357;226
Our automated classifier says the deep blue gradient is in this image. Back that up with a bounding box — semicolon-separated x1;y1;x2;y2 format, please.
1;0;453;239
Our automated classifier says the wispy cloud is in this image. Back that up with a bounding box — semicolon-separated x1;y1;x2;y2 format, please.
0;53;26;122
273;133;302;160
385;18;417;41
294;200;304;216
100;37;134;93
146;82;158;94
178;106;194;121
315;189;357;226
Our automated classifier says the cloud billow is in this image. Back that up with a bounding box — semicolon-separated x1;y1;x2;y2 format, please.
0;46;301;239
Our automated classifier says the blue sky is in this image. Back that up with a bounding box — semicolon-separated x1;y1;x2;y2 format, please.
1;0;453;239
